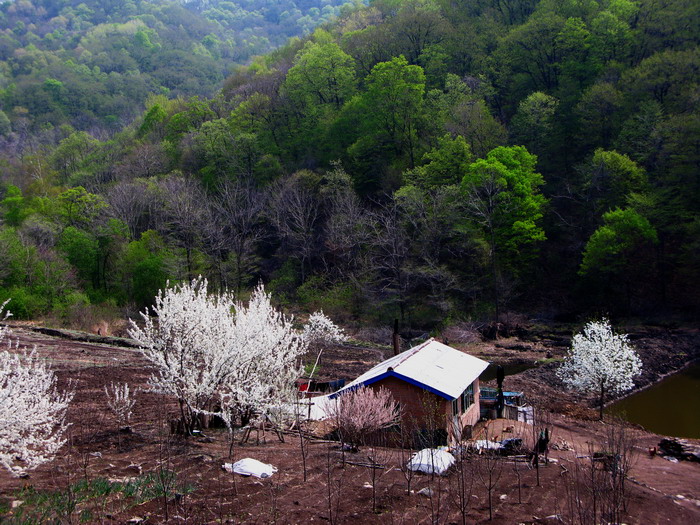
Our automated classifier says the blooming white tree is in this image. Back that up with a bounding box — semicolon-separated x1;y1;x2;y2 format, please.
557;319;642;419
0;302;73;477
128;277;242;433
219;283;307;427
129;278;346;433
302;310;348;348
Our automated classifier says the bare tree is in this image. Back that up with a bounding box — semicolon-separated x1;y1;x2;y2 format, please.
530;402;552;487
269;172;320;282
449;444;475;525
156;175;215;280
367;198;412;323
321;163;371;279
106;180;158;239
475;427;504;521
560;419;639;525
114;143;169;181
462;168;505;320
214;179;267;294
398;418;419;495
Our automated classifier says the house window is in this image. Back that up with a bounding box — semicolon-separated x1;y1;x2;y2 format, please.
460;383;474;413
452;398;459;416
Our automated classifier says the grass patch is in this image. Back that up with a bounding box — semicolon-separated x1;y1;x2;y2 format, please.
2;471;195;524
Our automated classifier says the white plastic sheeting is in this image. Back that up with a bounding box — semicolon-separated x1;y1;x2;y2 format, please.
299;394;334;420
406;448;455;475
474;439;501;452
223;458;278;478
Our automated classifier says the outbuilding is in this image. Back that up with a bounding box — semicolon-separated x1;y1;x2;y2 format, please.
332;338;489;445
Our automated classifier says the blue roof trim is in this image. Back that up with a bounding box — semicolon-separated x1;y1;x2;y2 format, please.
330;370;454;401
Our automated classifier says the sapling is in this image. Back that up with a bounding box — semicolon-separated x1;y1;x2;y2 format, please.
328;386;400;453
104;382;136;430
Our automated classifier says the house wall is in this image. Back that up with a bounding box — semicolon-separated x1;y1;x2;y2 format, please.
450;379;481;441
370;376;448;432
369;376;482;445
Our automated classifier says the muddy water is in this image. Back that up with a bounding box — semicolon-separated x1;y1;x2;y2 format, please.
610;362;700;438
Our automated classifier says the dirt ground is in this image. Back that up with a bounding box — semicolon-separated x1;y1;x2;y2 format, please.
0;325;698;524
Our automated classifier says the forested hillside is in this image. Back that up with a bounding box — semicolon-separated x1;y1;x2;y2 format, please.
0;0;698;329
0;0;357;131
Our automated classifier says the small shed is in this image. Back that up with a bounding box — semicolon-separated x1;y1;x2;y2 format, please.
333;338;489;445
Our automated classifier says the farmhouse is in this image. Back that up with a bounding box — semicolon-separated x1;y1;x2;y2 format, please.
332;338;489;445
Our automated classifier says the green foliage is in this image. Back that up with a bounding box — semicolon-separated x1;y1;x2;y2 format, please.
404;134;473;188
462;145;547;259
138;103;167;139
580;208;658;277
1;185;29;226
0;0;698;322
296;276;359;320
0;110;11;136
8;472;195;524
284;41;357;109
346;55;426;191
0;0;351;135
0;286;49;320
267;259;302;305
56;187;107;228
121;230;174;308
58;226;98;286
583;149;648;215
510;91;558;155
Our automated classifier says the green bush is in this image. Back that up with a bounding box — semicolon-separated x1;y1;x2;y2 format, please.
296;276;358;320
0;287;49;319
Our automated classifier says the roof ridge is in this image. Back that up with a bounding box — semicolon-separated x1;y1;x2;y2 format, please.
391;337;434;370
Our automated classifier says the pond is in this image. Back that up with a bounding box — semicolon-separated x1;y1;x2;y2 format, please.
609;362;700;439
479;362;537;383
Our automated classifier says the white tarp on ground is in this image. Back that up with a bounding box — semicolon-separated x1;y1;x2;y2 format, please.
223;458;277;478
407;448;455;475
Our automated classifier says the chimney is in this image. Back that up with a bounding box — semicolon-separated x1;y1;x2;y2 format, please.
392;318;400;356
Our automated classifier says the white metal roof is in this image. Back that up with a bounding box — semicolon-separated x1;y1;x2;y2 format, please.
334;338;489;400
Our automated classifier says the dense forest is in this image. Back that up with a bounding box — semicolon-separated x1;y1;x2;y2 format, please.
0;0;698;329
0;0;358;130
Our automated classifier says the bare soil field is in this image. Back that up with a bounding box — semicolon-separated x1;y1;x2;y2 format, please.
0;325;698;524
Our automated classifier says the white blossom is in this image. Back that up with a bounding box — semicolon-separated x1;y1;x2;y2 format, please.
104;382;136;427
302;310;348;347
557;319;642;417
220;283;306;426
129;279;344;431
0;303;73;477
128;277;242;432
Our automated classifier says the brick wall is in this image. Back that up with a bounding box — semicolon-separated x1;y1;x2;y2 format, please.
369;376;482;444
